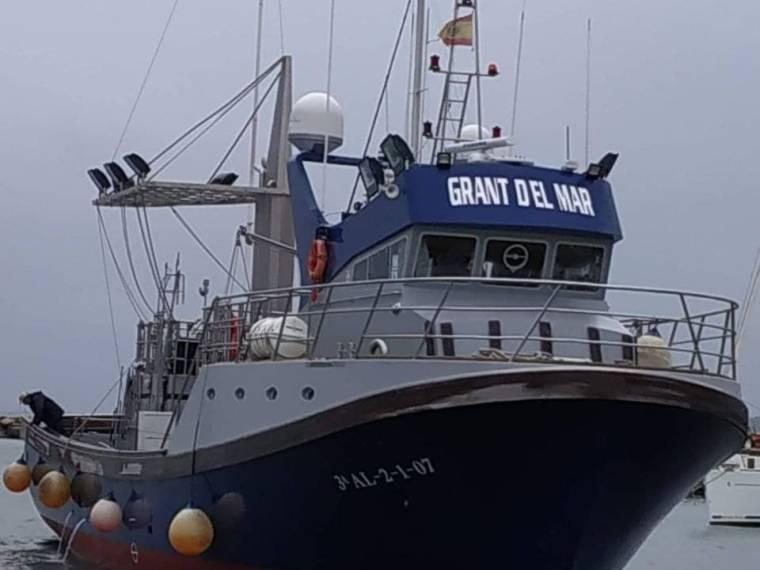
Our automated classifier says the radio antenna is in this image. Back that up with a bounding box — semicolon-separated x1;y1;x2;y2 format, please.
509;0;527;152
565;125;571;161
584;17;592;166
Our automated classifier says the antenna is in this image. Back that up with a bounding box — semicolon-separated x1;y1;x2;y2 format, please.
474;1;483;138
565;125;571;161
248;0;264;272
410;0;427;158
509;0;527;154
584;17;592;166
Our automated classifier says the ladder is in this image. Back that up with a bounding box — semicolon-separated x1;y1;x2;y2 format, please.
428;0;478;161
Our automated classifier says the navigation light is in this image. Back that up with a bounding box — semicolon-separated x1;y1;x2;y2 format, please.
436;152;453;169
210;172;239;186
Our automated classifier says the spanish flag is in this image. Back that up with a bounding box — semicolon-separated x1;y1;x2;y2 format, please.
438;13;474;47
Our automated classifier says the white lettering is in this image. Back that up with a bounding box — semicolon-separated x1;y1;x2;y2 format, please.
514;179;530;207
473;177;489;204
578;187;595;216
496;178;510;204
447;177;462;206
483;177;500;204
460;177;474;205
569;186;584;213
553;184;572;212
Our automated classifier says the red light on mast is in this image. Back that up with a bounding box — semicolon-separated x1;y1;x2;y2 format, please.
492;126;502;138
422;121;434;139
487;63;499;77
429;55;441;72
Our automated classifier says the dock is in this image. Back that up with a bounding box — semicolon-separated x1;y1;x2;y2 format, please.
0;417;23;439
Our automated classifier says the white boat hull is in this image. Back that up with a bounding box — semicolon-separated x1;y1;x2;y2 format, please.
706;453;760;525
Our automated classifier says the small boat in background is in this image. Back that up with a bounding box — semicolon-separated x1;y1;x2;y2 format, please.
706;434;760;525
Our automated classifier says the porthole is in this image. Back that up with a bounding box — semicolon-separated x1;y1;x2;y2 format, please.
302;387;315;401
235;387;245;400
206;388;216;400
266;387;278;400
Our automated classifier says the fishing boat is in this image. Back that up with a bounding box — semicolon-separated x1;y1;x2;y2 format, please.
706;434;760;525
2;1;749;568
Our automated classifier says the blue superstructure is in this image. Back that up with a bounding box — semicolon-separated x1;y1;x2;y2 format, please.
288;152;623;284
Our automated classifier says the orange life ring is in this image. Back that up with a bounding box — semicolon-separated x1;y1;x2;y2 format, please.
308;239;328;284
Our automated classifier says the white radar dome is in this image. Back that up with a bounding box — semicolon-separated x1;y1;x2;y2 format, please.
289;92;344;154
460;124;490;141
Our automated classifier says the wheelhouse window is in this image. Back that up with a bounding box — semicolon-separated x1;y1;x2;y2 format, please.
483;240;546;285
552;244;605;290
414;235;477;277
353;259;368;281
353;238;407;281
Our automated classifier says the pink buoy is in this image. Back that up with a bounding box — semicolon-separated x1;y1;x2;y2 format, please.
90;497;122;532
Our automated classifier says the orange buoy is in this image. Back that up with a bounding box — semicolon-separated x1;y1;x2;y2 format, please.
38;470;70;509
3;461;32;493
168;507;214;556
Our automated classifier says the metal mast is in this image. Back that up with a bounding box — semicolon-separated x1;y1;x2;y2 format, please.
410;0;426;158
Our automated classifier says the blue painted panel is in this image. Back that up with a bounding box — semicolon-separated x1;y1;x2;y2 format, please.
288;155;622;284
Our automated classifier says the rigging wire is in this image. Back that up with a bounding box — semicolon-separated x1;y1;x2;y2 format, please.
278;0;287;56
321;0;337;211
149;58;282;169
345;0;414;212
96;212;123;370
112;0;181;159
97;208;149;322
509;0;527;148
170;207;248;291
135;205;173;316
208;74;281;182
121;207;155;314
224;242;240;295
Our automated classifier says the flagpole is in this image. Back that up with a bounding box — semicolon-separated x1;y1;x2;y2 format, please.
410;0;426;158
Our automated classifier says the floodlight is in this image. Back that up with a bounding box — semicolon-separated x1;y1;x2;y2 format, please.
210;172;239;186
380;134;415;177
585;152;619;180
436;152;453;169
103;162;132;191
123;153;151;178
358;157;384;198
87;168;111;195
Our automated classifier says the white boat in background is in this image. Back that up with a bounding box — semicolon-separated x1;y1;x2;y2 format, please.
706;434;760;525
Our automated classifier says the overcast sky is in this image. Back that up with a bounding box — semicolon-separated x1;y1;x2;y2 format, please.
1;0;759;415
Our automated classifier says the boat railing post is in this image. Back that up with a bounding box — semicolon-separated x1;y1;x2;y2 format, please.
510;284;562;362
356;281;386;356
309;284;336;358
414;280;455;358
679;293;706;372
730;305;738;379
688;315;707;371
716;309;731;377
272;288;295;361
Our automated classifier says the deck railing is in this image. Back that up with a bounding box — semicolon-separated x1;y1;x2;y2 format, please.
198;277;738;380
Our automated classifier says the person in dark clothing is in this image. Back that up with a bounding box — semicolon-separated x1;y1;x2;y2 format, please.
19;391;65;435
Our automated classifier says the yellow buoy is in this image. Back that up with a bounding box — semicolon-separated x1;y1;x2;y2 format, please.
168;507;214;556
38;470;70;509
3;461;32;493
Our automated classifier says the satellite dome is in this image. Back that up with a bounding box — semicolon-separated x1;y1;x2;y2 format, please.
460;124;490;141
289;92;344;154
